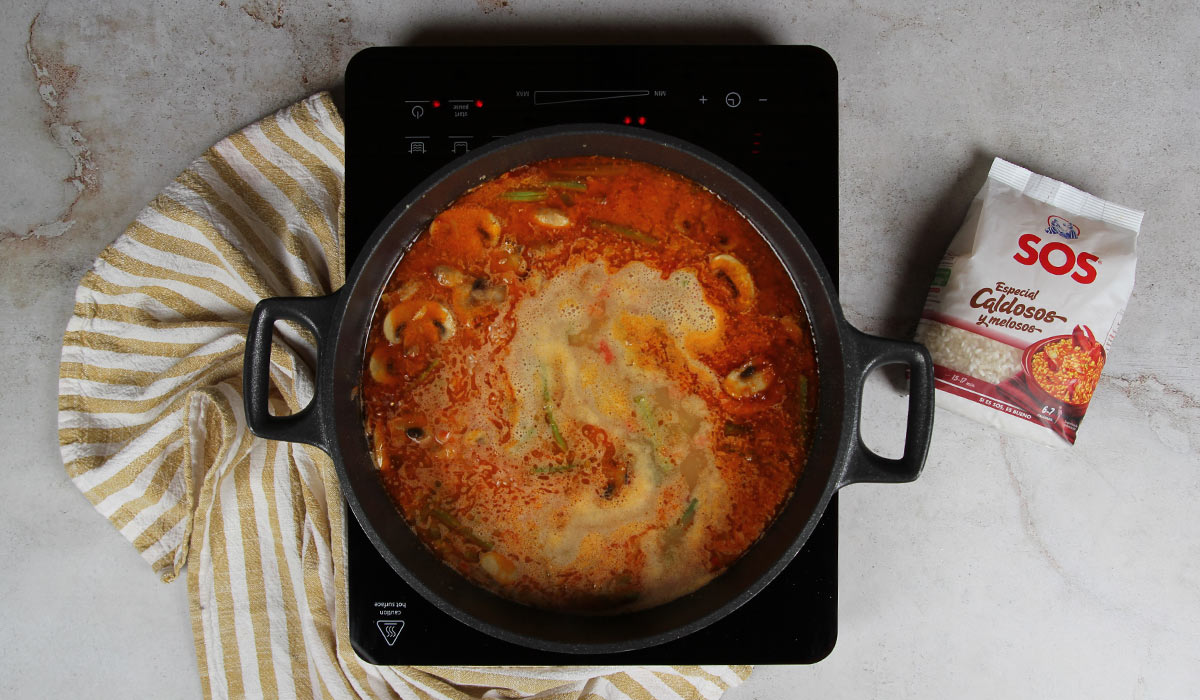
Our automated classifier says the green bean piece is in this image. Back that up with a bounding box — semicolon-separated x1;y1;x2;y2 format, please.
541;370;569;452
633;395;671;480
501;189;549;202
590;219;659;245
633;395;654;425
605;572;641;606
664;498;700;543
680;497;699;526
429;508;493;551
531;463;578;475
414;358;441;384
545;180;588;191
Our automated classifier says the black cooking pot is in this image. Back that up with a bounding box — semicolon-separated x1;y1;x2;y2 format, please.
243;125;934;654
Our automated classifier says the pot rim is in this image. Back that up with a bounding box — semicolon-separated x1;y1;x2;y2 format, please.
236;124;932;653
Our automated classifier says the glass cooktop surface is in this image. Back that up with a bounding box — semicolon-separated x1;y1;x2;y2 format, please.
344;45;838;665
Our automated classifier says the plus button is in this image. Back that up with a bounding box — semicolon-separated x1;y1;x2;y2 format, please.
698;95;708;104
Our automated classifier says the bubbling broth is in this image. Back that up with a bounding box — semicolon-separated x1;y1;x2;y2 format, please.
361;156;818;613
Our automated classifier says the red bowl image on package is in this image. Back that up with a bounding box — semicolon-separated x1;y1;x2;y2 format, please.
1021;325;1107;409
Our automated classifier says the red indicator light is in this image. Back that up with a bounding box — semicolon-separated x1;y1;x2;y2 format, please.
432;100;441;108
475;99;484;108
637;116;647;125
623;116;632;125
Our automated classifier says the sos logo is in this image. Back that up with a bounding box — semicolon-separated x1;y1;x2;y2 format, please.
1012;233;1099;284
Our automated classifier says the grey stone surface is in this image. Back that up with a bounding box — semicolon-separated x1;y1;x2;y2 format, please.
2;1;1197;698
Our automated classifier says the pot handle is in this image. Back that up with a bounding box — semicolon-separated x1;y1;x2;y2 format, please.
242;292;340;452
837;326;935;488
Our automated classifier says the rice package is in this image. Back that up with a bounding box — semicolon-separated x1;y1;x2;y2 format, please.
915;157;1143;445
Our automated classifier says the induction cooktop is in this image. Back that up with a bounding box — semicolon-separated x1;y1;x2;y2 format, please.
343;45;838;665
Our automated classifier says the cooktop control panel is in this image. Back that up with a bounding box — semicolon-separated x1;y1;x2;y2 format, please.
344;45;837;269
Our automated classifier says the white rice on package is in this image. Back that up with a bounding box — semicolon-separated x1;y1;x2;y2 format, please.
915;158;1143;445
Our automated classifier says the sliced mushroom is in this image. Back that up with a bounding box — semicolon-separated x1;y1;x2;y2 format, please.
534;208;571;228
430;206;502;248
722;360;775;398
468;277;508;305
476;210;502;245
368;347;401;385
710;254;756;310
382;301;414;344
778;315;803;343
383;300;456;345
433;265;469;287
380;280;420;307
414;302;456;341
388;413;430;446
452;278;507;313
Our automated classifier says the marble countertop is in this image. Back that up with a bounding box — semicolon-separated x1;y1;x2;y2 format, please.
3;1;1197;698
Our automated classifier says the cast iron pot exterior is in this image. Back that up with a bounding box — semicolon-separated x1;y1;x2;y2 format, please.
243;125;934;654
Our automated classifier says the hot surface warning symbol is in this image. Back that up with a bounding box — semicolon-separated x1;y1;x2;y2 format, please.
376;619;405;646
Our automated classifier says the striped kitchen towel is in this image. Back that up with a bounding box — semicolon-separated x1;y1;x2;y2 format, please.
56;91;751;700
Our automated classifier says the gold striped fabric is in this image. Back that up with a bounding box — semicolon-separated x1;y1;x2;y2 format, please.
57;92;751;700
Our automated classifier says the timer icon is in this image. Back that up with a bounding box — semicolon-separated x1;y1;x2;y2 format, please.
724;92;742;108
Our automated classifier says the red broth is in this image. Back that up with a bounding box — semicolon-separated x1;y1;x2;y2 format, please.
361;156;817;612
